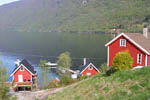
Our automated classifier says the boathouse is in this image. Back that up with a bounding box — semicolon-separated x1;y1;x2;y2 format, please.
10;59;37;91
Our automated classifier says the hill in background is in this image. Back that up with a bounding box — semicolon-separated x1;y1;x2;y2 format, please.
0;0;150;32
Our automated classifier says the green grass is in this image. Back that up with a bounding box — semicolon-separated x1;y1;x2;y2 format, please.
48;67;150;100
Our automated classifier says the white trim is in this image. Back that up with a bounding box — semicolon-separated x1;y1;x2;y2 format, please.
80;63;100;74
105;33;125;46
137;53;142;64
20;67;24;71
89;65;93;70
132;66;144;70
120;39;126;47
120;39;121;46
105;33;150;55
31;75;33;82
10;64;34;76
107;46;109;66
145;55;148;66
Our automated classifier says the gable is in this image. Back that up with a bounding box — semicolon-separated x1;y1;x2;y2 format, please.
109;36;126;47
82;66;98;75
80;63;100;74
105;33;150;55
20;59;36;74
10;64;34;76
110;36;146;54
14;65;31;76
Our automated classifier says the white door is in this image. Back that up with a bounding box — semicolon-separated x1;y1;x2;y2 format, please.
18;75;23;82
86;73;91;76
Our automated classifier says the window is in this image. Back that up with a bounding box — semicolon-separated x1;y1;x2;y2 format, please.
89;65;93;70
120;39;126;47
20;67;24;71
24;79;26;82
86;73;91;76
137;53;142;64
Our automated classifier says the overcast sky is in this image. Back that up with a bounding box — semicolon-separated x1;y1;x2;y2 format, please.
0;0;20;6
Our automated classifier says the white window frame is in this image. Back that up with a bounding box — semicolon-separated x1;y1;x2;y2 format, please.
89;65;93;70
20;67;24;71
120;39;126;47
137;53;142;64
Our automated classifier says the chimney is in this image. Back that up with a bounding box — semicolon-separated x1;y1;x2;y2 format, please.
83;58;86;65
143;28;149;38
15;59;21;67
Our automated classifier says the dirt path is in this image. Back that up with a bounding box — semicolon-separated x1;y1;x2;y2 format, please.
12;88;63;100
10;78;91;100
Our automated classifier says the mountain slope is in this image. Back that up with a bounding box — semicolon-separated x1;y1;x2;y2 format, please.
0;0;150;32
49;67;150;100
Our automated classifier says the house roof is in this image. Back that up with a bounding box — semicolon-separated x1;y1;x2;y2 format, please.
125;33;150;53
79;59;99;74
79;63;90;73
10;59;36;76
105;33;150;55
20;59;36;74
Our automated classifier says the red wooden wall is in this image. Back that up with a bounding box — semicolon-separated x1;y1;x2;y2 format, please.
108;36;146;67
82;65;99;76
14;65;32;83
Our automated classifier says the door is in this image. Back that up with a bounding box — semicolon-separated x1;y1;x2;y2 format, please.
18;75;23;82
86;73;91;76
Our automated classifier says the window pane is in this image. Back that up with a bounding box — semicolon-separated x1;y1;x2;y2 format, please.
120;39;126;47
137;54;142;64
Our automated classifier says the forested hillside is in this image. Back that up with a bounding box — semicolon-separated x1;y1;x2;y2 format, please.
0;0;150;32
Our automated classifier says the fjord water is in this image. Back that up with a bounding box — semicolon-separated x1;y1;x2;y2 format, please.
0;31;111;85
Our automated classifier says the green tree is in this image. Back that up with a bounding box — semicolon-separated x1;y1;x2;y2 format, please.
112;51;133;71
0;58;8;100
39;60;51;88
56;52;72;76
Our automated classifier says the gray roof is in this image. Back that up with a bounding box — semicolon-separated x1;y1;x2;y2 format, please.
125;33;150;53
12;59;36;75
79;59;98;73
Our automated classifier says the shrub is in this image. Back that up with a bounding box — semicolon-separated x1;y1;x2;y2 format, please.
9;96;17;100
59;75;74;86
78;75;89;81
47;81;61;89
0;59;9;100
99;63;108;73
106;67;116;76
0;85;9;100
112;51;133;71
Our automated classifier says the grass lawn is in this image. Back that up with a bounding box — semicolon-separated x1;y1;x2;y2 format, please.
48;67;150;100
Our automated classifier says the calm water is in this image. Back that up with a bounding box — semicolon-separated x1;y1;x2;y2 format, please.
0;31;111;85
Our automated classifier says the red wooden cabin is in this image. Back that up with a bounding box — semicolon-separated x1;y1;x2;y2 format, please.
79;58;100;76
10;59;37;91
105;28;150;68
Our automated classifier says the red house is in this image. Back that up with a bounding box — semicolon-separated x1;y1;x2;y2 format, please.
10;59;37;91
79;58;100;76
105;28;150;68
